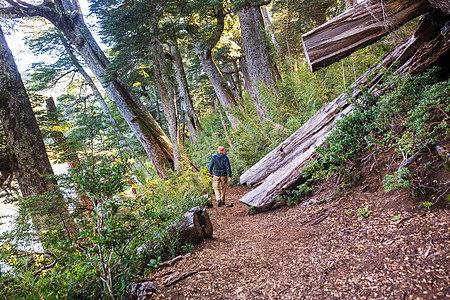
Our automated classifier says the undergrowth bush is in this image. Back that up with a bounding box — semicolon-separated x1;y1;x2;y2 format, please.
0;156;212;299
284;68;449;204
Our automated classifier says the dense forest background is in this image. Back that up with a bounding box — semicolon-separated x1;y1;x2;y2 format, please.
0;0;448;298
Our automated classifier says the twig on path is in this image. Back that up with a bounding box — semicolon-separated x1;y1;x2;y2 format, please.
301;207;333;226
159;254;190;268
163;269;208;286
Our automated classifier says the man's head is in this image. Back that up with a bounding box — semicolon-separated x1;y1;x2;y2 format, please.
217;146;225;153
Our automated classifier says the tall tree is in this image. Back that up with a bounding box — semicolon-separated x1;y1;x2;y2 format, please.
0;25;76;239
168;38;202;144
0;0;175;178
90;0;196;171
237;1;281;121
150;28;182;171
185;1;243;128
25;27;150;175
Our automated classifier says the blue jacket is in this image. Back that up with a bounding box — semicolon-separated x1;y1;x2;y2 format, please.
208;153;232;177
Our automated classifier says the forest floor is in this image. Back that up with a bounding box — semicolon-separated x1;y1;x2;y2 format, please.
150;153;449;299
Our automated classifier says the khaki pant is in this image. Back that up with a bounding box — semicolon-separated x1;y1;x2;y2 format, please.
212;176;228;203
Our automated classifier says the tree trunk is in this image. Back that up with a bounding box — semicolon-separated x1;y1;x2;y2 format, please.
169;38;202;144
0;0;175;177
302;0;432;72
0;26;76;238
222;66;242;103
150;33;181;172
261;6;283;55
231;59;243;100
193;44;242;128
239;55;252;95
60;37;125;145
176;206;213;245
238;4;280;121
187;3;242;128
240;11;450;211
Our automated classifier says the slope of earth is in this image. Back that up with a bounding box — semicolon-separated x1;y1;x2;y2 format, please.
150;159;449;299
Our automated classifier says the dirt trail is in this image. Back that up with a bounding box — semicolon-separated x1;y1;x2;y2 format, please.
151;185;449;299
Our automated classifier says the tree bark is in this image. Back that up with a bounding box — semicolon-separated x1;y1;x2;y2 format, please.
150;32;181;172
193;44;242;128
0;26;76;238
302;0;432;72
0;0;174;177
240;11;450;211
238;4;280;121
261;6;283;55
169;38;202;144
187;4;242;128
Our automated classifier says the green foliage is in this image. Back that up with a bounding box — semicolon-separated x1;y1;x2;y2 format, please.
422;202;434;209
0;157;212;299
357;205;371;218
72;155;131;200
269;62;330;130
295;68;449;197
382;168;412;192
284;183;314;206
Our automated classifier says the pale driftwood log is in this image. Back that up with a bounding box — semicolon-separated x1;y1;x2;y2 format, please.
239;12;450;211
240;94;352;188
177;207;213;244
302;0;431;72
239;95;353;211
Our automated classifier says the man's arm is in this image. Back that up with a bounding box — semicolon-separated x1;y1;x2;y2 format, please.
226;156;232;180
208;156;215;175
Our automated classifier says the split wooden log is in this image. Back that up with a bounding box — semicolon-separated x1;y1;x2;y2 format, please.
240;11;450;211
302;0;432;72
176;207;213;244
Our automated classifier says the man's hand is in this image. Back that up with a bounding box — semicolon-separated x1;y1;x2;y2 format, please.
228;177;232;182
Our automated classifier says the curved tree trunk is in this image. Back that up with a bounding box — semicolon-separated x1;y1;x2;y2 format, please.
193;44;242;128
238;4;280;121
187;3;242;129
169;38;202;144
0;27;76;239
0;0;174;177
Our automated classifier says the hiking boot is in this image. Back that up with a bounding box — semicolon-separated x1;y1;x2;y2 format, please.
217;200;223;207
226;203;234;208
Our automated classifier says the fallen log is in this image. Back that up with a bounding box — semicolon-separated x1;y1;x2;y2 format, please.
240;11;450;211
302;0;432;72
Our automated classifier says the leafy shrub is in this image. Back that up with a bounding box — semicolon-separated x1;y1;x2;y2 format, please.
296;68;449;196
382;168;413;192
0;157;212;299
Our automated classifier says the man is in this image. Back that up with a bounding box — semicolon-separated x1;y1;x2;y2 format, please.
208;146;232;207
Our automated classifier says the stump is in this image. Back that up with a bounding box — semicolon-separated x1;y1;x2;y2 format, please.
177;206;213;244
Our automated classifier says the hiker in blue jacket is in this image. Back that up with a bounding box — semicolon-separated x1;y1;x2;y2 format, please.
208;146;232;207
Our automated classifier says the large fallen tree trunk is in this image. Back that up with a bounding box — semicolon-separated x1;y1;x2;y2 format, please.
302;0;432;72
240;11;450;211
